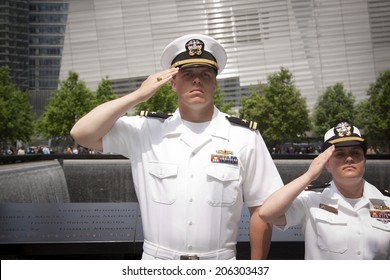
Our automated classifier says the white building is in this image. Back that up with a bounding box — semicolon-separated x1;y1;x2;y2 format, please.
60;0;390;111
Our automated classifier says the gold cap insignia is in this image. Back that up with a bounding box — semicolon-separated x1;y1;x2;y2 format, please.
335;122;352;137
186;39;204;56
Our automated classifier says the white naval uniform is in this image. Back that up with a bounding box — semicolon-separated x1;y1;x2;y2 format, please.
278;181;390;259
103;107;283;259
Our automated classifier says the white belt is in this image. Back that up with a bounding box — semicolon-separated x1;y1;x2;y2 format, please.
143;240;236;260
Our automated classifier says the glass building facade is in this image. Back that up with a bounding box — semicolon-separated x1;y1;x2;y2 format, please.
28;0;69;115
0;0;68;116
60;0;390;112
0;0;30;91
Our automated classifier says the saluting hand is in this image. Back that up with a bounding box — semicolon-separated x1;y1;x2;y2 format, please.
306;145;335;181
134;68;179;103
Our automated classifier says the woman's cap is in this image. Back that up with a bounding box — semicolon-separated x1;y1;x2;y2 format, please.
322;121;367;152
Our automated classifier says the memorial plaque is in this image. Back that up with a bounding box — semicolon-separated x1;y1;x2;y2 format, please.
237;205;304;242
0;203;303;244
0;203;141;243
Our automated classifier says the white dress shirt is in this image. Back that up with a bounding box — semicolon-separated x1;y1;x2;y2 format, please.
279;181;390;259
103;107;283;258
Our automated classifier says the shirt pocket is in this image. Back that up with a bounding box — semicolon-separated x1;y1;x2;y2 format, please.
148;161;178;204
369;218;390;257
205;164;240;207
310;208;348;254
369;218;390;232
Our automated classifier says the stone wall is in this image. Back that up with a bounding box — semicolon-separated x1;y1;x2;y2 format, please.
0;160;69;203
0;158;388;259
0;158;388;202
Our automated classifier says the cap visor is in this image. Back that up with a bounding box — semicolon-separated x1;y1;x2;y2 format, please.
179;63;217;70
334;140;364;148
322;140;366;152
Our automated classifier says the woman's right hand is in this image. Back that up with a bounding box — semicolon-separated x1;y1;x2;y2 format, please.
306;145;335;181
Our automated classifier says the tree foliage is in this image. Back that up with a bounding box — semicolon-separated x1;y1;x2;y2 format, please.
240;90;264;127
37;71;96;138
312;82;355;137
0;66;35;144
213;85;235;115
240;67;311;142
133;84;178;115
95;77;117;105
355;70;390;143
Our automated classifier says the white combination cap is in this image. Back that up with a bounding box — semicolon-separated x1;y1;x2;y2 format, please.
160;34;227;74
322;121;367;152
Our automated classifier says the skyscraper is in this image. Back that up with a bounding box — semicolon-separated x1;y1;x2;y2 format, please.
0;0;68;116
0;0;30;91
28;0;69;115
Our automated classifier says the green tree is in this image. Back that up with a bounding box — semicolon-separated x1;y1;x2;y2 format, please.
0;66;35;146
240;67;311;142
240;83;265;122
312;82;355;137
355;70;390;150
133;84;178;115
214;85;235;116
95;77;116;105
37;71;96;138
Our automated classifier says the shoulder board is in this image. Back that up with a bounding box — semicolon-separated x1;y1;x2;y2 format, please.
226;116;257;130
305;183;331;191
140;111;173;119
380;189;390;197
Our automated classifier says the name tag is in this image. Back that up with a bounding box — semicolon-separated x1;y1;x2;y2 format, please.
319;203;338;214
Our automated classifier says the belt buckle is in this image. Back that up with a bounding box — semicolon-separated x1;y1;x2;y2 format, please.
180;255;199;260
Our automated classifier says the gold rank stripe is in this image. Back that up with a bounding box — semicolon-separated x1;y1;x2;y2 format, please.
226;116;258;131
250;121;257;130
